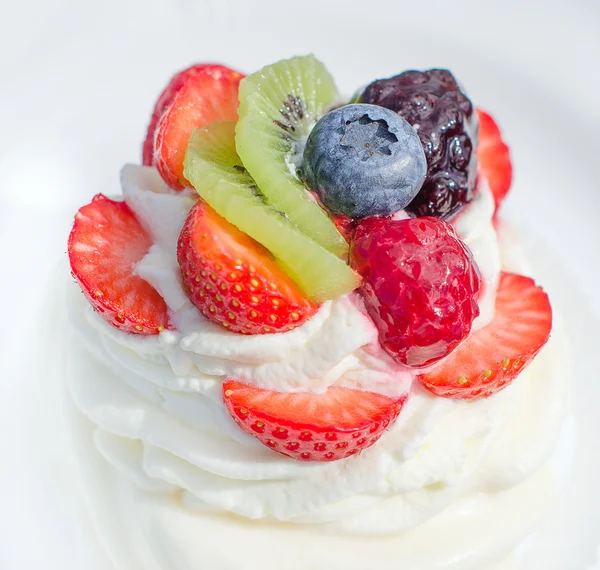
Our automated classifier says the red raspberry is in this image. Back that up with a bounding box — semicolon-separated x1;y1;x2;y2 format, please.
350;216;481;368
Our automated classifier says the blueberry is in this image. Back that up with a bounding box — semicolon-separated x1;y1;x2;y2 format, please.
300;104;426;219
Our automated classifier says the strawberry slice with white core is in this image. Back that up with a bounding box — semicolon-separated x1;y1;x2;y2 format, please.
143;64;244;190
223;380;407;462
476;108;513;213
142;65;200;167
419;272;552;399
68;194;170;335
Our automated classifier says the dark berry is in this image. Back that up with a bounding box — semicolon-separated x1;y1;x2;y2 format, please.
350;216;481;368
360;69;479;218
300;104;426;219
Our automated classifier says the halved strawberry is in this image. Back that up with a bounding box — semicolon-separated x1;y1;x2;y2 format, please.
476;108;513;212
223;380;407;461
419;272;552;399
142;65;200;167
177;201;317;334
143;64;244;190
68;194;170;335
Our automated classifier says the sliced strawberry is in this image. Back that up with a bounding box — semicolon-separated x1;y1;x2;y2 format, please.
476;108;513;212
177;201;317;335
68;194;170;335
223;380;407;461
143;64;244;190
419;272;552;400
142;65;201;167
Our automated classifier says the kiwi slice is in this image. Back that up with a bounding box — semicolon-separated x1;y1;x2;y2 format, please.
184;123;360;302
235;55;347;259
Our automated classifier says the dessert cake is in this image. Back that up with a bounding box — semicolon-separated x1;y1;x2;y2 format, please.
65;55;569;569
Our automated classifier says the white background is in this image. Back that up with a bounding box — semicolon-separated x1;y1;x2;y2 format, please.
1;0;599;568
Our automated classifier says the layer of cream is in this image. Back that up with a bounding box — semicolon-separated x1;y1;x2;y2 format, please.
65;165;569;568
65;274;569;569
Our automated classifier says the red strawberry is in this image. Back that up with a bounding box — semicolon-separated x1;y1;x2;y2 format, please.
143;64;244;190
419;272;552;399
476;109;513;212
68;194;170;335
223;380;407;461
177;201;317;334
142;65;200;167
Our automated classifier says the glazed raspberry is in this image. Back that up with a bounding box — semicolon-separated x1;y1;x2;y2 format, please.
360;69;478;218
350;216;481;368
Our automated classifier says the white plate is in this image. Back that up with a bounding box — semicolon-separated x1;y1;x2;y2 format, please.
1;0;599;568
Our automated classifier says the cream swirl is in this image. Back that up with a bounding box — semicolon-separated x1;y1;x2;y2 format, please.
65;164;568;539
67;275;568;535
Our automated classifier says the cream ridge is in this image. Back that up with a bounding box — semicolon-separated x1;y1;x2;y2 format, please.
64;165;569;569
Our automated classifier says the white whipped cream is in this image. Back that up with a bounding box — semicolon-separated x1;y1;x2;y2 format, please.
64;165;569;569
65;274;569;568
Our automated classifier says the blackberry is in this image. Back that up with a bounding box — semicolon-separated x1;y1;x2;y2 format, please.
360;69;479;218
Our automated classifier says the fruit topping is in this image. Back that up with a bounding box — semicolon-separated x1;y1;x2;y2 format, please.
419;272;552;399
350;216;480;368
143;64;244;190
476;109;512;213
300;104;426;219
223;380;407;461
68;194;170;335
235;55;347;257
177;201;318;334
184;123;360;302
360;69;478;218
